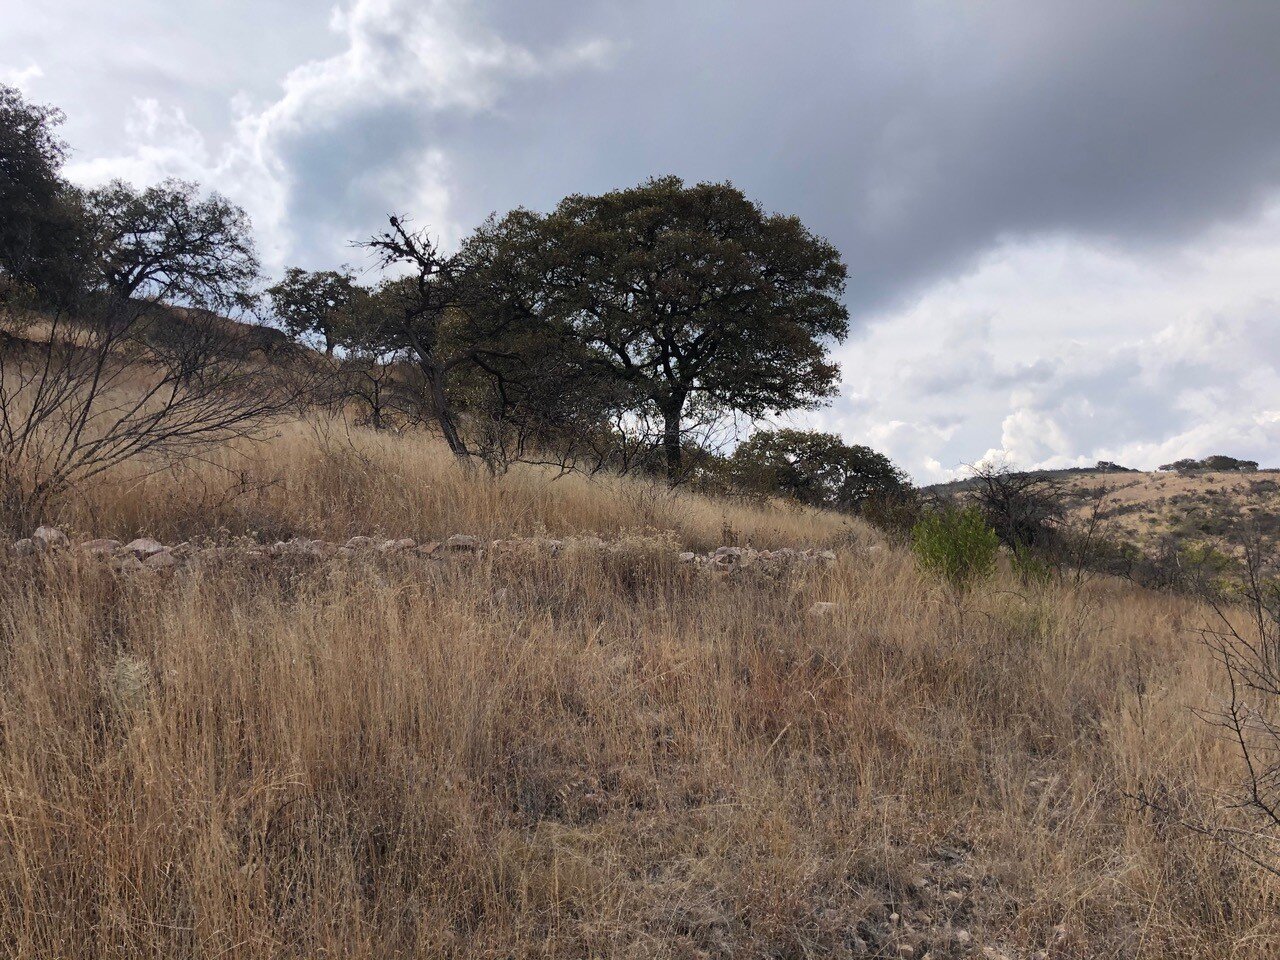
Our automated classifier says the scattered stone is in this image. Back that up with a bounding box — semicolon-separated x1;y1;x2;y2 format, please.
444;534;481;552
123;537;165;559
807;601;839;616
6;532;856;579
33;526;69;550
143;549;179;569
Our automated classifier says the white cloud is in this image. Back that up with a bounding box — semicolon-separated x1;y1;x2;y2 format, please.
0;63;43;88
63;0;612;270
807;205;1280;482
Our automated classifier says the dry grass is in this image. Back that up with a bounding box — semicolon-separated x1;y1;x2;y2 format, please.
47;418;853;552
2;422;1278;958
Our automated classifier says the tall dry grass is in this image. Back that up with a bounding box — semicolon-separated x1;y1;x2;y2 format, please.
47;418;854;551
1;422;1278;958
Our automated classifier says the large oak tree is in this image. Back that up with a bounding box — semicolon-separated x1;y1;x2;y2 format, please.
470;176;849;482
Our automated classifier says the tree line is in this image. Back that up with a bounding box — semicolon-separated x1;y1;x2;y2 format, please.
0;83;913;524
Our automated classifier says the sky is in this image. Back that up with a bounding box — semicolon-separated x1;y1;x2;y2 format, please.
6;0;1280;481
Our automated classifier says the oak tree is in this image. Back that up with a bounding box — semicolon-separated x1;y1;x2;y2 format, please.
470;177;849;482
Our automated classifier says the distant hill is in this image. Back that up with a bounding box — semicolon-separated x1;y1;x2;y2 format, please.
926;463;1280;561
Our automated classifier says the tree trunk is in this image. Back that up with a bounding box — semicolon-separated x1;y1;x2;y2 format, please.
661;400;684;486
425;363;469;460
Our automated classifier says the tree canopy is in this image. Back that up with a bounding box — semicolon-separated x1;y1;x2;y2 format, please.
728;428;910;511
84;178;259;311
0;84;85;304
266;267;360;355
466;176;849;482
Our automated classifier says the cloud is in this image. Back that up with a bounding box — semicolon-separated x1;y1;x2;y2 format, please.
806;206;1280;481
16;1;1280;477
0;63;43;88
64;0;612;270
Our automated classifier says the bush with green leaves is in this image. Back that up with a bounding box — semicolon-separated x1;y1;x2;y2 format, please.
911;506;1000;592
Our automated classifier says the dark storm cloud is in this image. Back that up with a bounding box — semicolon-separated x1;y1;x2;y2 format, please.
425;0;1280;316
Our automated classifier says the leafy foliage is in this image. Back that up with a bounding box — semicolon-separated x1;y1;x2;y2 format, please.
727;428;910;511
912;506;1000;592
1159;455;1259;473
0;84;86;305
83;178;259;312
463;176;849;482
266;267;360;355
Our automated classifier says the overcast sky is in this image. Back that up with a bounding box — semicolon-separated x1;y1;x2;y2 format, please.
7;0;1280;481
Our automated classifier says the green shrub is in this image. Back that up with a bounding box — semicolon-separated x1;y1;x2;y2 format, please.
912;506;1000;592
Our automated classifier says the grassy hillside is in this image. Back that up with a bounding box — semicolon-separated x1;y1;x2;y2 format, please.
2;423;1278;958
928;466;1280;564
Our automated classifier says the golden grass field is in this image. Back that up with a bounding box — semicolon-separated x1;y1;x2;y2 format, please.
2;421;1278;958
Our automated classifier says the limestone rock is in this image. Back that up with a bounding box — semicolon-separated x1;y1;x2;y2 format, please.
123;537;165;559
111;555;144;573
33;526;69;550
143;549;179;569
80;538;121;556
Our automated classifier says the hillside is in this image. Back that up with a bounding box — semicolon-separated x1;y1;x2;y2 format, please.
928;466;1280;562
3;423;1278;958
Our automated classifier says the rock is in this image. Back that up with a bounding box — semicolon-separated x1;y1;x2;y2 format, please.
345;536;380;550
714;546;745;558
111;555;144;573
443;534;481;552
897;945;915;959
33;526;70;550
381;538;416;552
123;537;165;559
954;930;971;946
678;551;697;563
818;549;837;563
80;538;121;556
10;538;37;556
143;549;179;569
335;546;356;559
807;601;838;616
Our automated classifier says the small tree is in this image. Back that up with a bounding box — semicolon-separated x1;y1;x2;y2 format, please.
266;267;359;356
467;177;849;483
967;464;1068;570
357;217;550;460
0;295;294;529
0;91;293;528
912;506;1000;593
728;428;910;511
84;178;259;311
0;84;86;305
